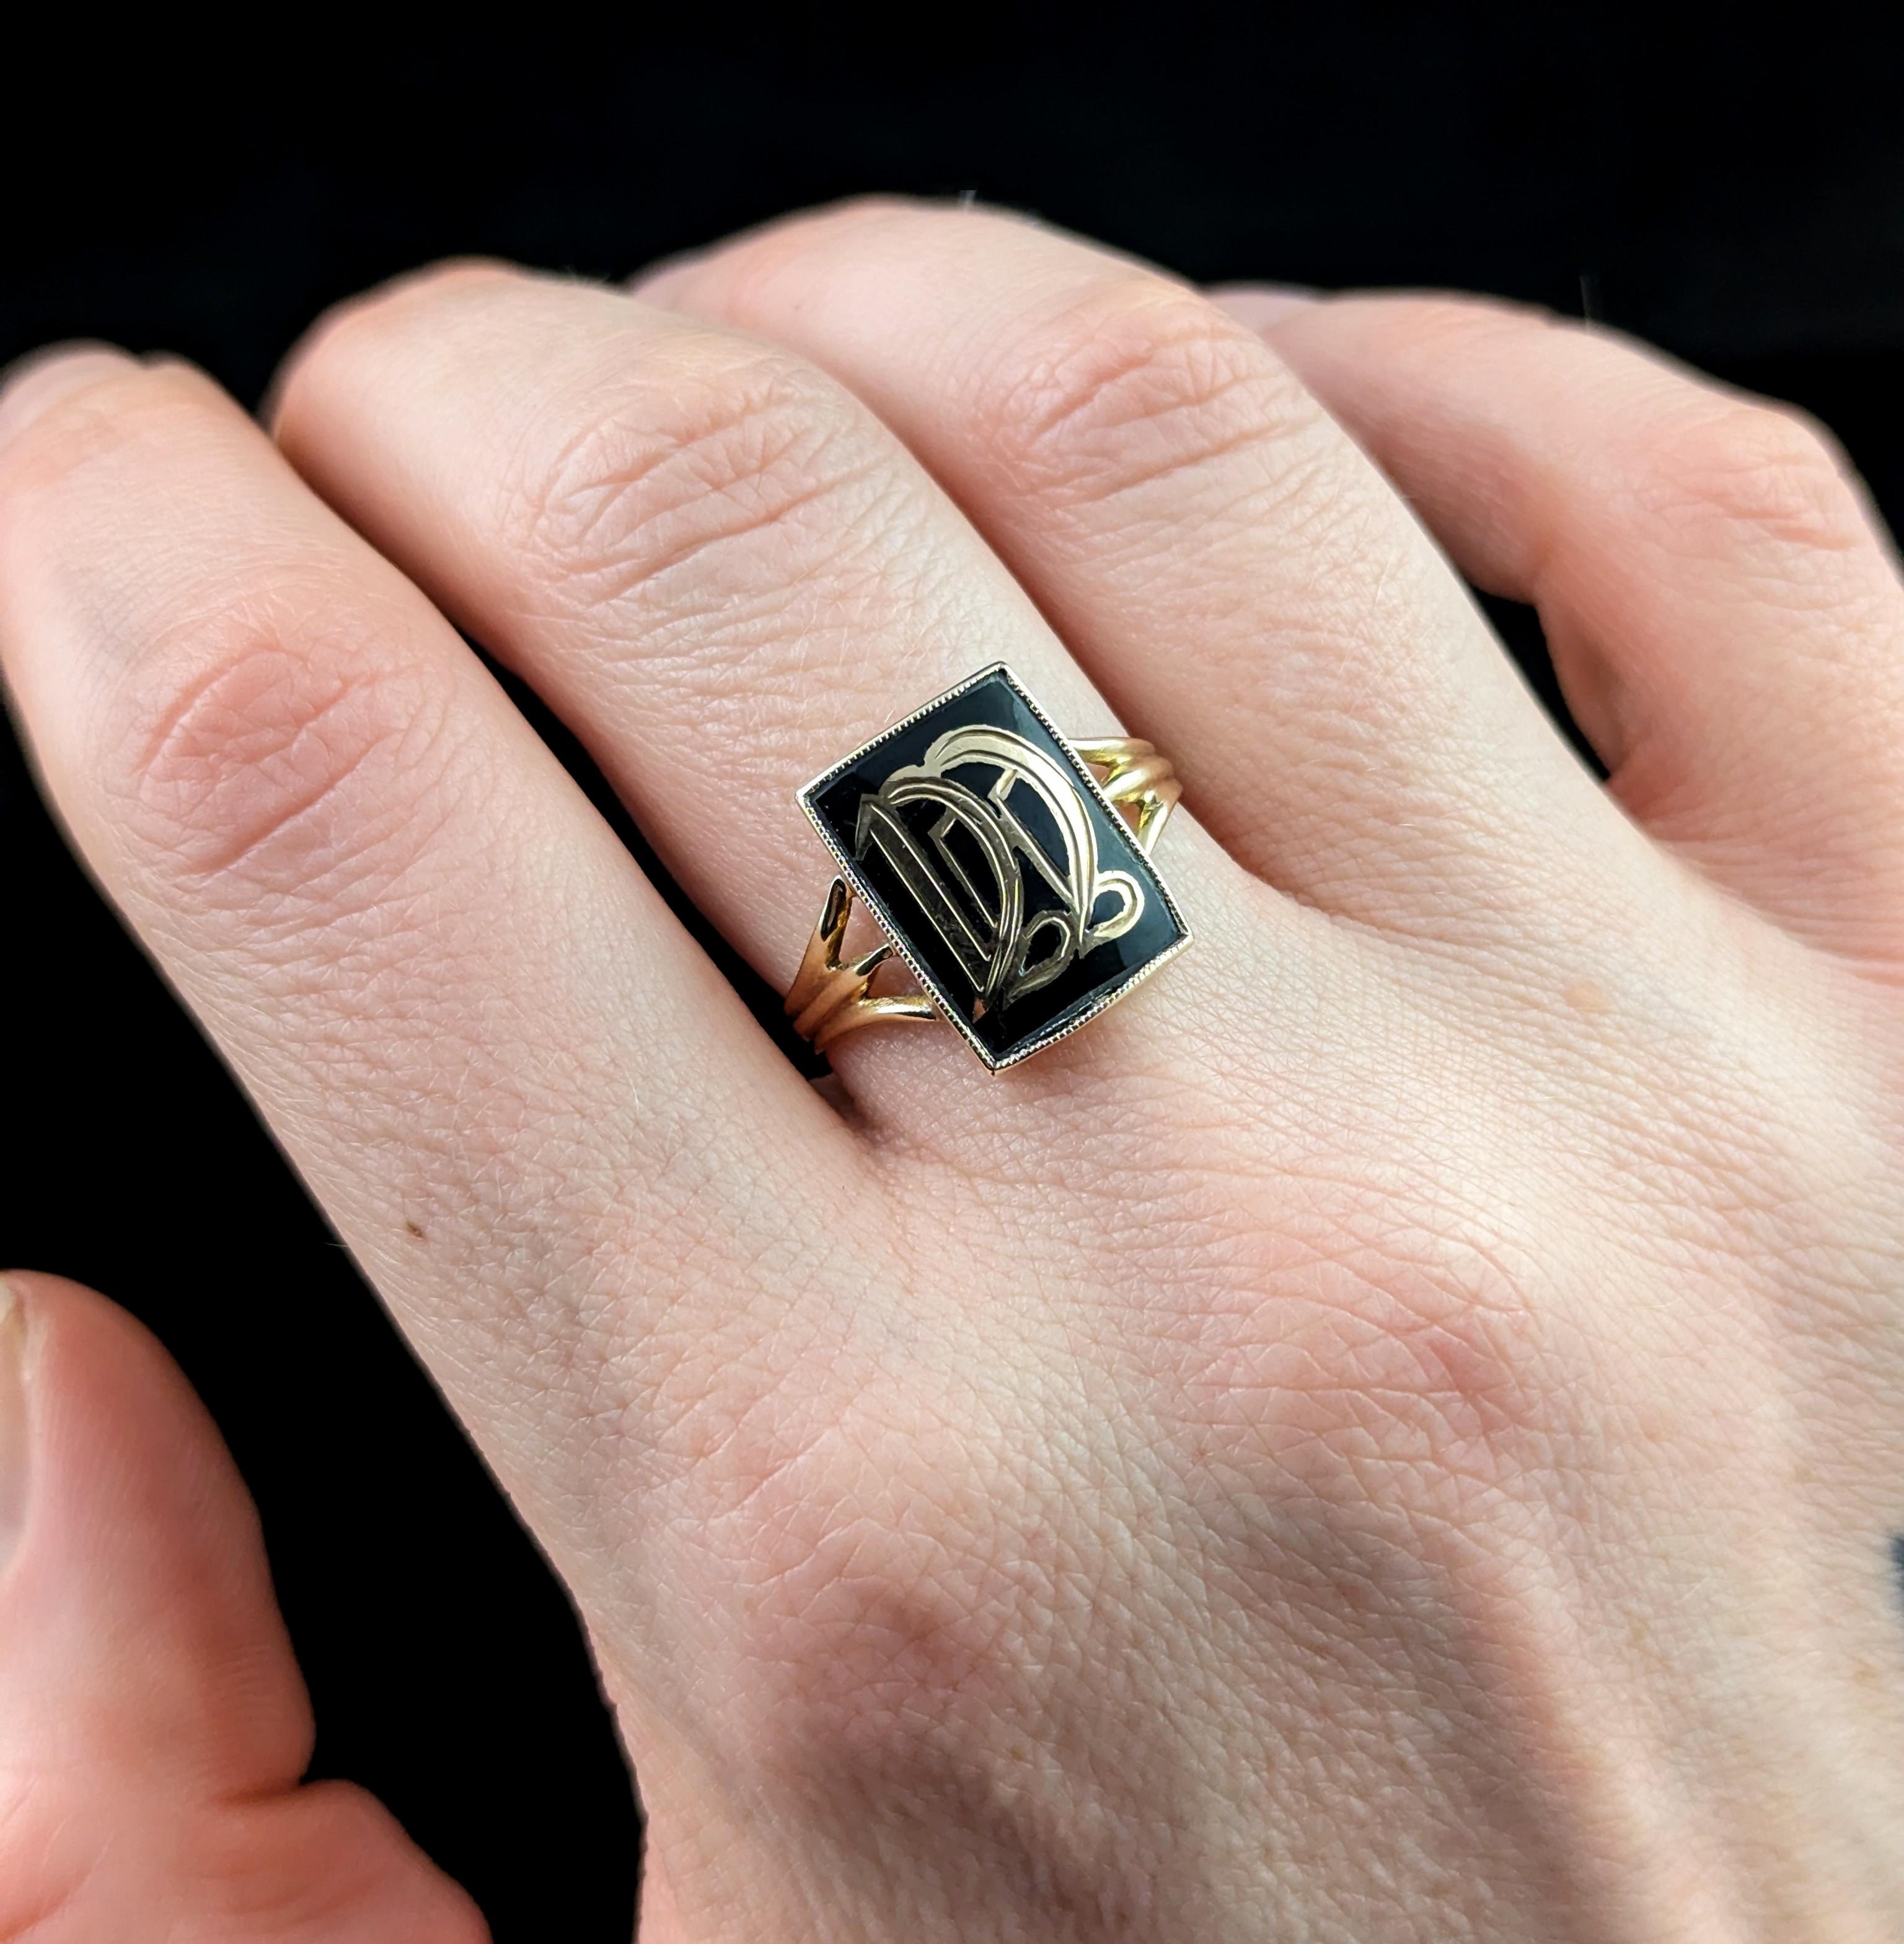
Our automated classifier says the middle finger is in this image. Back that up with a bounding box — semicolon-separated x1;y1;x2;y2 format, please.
638;201;1640;945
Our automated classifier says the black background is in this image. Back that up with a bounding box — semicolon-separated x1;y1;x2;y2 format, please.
4;12;1902;1937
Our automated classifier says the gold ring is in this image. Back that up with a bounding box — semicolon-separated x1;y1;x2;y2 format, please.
785;664;1191;1072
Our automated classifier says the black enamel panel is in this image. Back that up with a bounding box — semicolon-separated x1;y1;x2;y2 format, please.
801;666;1189;1069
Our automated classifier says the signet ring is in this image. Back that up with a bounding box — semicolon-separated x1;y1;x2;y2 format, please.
785;665;1191;1072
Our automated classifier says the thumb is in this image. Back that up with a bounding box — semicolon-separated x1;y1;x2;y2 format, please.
0;1271;487;1942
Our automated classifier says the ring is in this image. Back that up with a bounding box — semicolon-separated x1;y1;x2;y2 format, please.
785;664;1191;1071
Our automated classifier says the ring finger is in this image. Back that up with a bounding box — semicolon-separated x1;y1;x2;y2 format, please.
271;260;1287;1123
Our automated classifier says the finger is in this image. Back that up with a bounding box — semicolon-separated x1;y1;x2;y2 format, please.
631;200;1630;941
0;352;852;1635
1223;289;1904;963
0;1273;485;1940
271;262;1282;1111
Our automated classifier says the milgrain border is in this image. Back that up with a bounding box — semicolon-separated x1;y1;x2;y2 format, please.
796;662;1193;1072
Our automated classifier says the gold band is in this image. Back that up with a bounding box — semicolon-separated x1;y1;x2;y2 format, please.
785;735;1181;1055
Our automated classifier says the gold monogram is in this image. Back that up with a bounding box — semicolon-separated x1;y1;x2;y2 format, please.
853;725;1144;1016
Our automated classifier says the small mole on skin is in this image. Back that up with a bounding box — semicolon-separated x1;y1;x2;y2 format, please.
404;1219;426;1241
1563;977;1611;1016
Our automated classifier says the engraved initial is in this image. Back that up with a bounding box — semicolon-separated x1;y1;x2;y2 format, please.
855;726;1142;1014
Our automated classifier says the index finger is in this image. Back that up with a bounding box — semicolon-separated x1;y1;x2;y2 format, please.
0;349;859;1577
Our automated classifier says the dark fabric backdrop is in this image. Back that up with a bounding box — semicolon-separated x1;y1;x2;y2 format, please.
5;13;1902;1937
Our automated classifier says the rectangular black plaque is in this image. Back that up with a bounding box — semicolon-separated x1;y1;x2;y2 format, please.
800;666;1190;1070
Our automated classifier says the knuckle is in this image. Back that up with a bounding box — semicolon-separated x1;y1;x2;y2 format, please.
509;335;896;620
1386;291;1548;338
1341;291;1556;369
1185;1202;1576;1522
279;257;519;405
350;257;522;317
1635;397;1868;555
738;193;916;257
0;360;214;516
674;1361;1028;1730
975;277;1324;508
687;1389;1119;1885
104;581;457;902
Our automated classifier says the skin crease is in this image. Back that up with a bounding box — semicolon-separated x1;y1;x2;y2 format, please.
1;199;1903;1941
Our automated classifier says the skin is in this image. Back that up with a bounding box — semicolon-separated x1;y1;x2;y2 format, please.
2;197;1903;1939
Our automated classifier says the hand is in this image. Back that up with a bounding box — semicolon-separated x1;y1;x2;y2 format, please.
4;199;1903;1940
